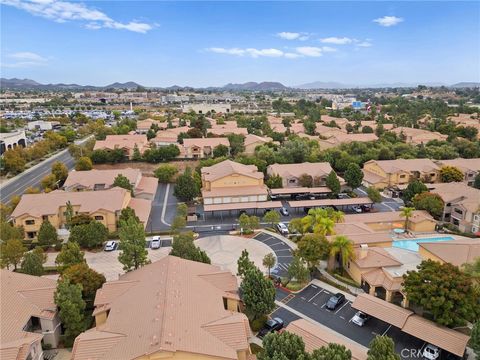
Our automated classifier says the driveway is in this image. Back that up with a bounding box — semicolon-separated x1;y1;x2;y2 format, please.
147;182;178;232
272;284;433;360
251;232;294;278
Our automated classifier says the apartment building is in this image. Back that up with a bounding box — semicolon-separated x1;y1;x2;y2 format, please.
243;134;273;155
429;182;480;233
362;159;440;189
93;134;150;159
135;118;160;134
267;162;344;188
391;127;448;145
63;168;158;200
201;160;268;205
436;158;480;186
71;256;252;360
182;137;230;158
318;133;378;149
10;187;151;239
418;239;480;266
0;271;61;360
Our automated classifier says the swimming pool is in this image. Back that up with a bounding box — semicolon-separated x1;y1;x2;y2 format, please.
392;236;455;252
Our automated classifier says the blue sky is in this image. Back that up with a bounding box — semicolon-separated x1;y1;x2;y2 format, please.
1;1;479;87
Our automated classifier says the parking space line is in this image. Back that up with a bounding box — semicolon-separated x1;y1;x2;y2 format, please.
269;241;285;247
382;324;392;336
275;249;291;252
335;301;349;314
301;297;307;301
311;285;318;289
308;290;323;303
321;303;326;308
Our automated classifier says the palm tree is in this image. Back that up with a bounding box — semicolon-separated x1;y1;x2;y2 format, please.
316;217;335;236
301;208;342;235
400;207;415;232
329;235;355;274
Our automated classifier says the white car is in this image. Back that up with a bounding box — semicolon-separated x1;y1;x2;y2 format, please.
279;207;289;216
351;311;369;326
351;205;362;213
151;236;161;249
104;241;117;252
423;344;441;360
276;222;289;235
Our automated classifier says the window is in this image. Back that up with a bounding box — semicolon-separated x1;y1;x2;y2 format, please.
94;215;104;221
454;208;463;216
25;219;35;225
399;174;406;179
42;215;48;221
26;232;37;239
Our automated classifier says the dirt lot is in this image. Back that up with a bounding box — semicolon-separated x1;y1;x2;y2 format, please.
93;160;200;176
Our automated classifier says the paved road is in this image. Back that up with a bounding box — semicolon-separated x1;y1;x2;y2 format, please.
272;284;459;360
0;150;75;203
252;232;293;278
147;183;178;232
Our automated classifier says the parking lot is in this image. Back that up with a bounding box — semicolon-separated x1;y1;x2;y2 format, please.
252;232;293;277
271;284;433;360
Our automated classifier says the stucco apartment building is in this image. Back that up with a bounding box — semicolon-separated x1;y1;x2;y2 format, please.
243;134;273;155
136;118;160;134
448;113;480;139
71;256;252;360
63;168;158;200
267;162;344;188
208;124;248;136
429;182;480;233
93;134;150;160
362;159;440;189
436;158;480;187
10;187;151;239
201;160;268;205
318;133;378;149
182;137;230;159
0;271;61;360
391;127;448;145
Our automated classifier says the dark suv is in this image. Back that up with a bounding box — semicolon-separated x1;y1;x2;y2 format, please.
326;293;346;310
257;318;284;338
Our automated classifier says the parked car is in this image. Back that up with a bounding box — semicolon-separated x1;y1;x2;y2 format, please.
276;222;289;235
351;205;362;213
104;241;117;252
423;344;441;360
151;236;161;249
257;318;284;338
351;311;369;326
326;293;346;310
337;193;350;199
361;205;371;212
303;207;311;214
280;207;289;216
263;208;272;215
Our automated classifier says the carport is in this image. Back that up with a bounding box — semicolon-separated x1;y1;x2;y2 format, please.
269;187;331;198
288;197;373;212
351;294;469;358
203;201;283;219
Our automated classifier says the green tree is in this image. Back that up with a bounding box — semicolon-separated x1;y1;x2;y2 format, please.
170;215;187;234
266;174;283;189
471;321;480;357
55;241;85;273
367;335;400;360
75;156;93;171
474;173;480;189
439;166;464;182
21;247;46;276
311;343;352;360
118;216;149;271
344;163;364;190
463;257;480;284
403;260;480;327
0;219;23;242
262;253;276;277
118;207;139;224
69;221;108;249
174;167;200;202
288;217;304;235
366;186;382;204
238;213;259;234
63;263;106;306
402;180;428;204
297;233;330;272
263;210;281;228
113;174;134;194
330;235;355;273
258;331;309;360
65;201;74;229
227;133;245;156
237;249;255;278
240;266;275;320
154;164;178;183
326;170;341;195
400;207;415;232
132;143;142;161
412;192;444;218
51;161;68;184
301;208;336;236
213;144;229;158
37;219;58;246
169;231;211;264
54;278;86;346
41;173;58;191
298;173;314;187
0;239;26;270
287;255;309;284
3;147;26;174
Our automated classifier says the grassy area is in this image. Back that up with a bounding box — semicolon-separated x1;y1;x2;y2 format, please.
285;280;308;292
328;270;360;288
250;343;263;355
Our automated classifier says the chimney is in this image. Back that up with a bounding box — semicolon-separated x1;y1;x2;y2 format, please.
359;244;368;259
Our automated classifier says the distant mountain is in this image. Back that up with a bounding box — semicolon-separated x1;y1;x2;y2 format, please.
104;81;142;89
294;81;450;89
222;82;288;91
0;78;144;90
1;78;43;88
450;82;480;88
294;81;350;89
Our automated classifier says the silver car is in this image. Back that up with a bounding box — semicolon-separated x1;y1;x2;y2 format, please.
150;236;161;249
351;311;369;326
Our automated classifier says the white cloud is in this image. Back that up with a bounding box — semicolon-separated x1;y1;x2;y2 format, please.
356;41;372;47
284;52;302;59
1;0;154;33
277;32;309;41
373;16;404;27
320;37;353;45
9;51;47;62
2;51;49;68
295;47;322;57
207;47;284;58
